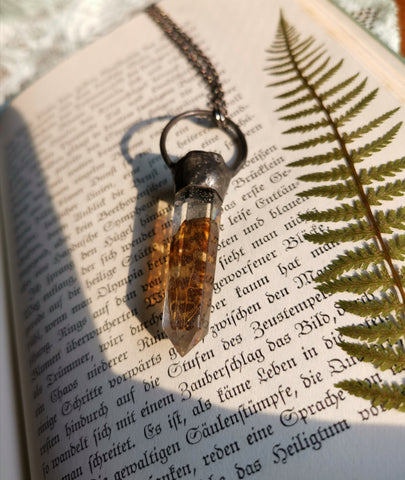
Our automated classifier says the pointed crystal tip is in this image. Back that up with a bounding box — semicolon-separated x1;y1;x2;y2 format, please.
163;322;208;356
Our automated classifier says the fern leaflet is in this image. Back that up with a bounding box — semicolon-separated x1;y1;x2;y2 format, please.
288;147;343;167
335;88;378;126
298;164;350;182
319;73;359;101
318;267;393;296
351;122;402;161
334;381;405;411
304;221;374;244
338;342;405;373
300;202;365;223
362;157;405;181
283;118;330;134
342;109;400;142
326;79;367;114
315;245;385;283
298;180;358;200
280;105;322;120
312;59;343;89
338;312;405;343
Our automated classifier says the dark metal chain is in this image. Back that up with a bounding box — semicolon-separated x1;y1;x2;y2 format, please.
146;3;227;122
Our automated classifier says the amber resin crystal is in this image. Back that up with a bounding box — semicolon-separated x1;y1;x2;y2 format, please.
163;186;221;356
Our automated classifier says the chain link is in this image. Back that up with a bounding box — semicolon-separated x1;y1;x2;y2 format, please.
146;3;227;120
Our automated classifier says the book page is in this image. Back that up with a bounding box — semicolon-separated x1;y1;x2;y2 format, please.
0;1;404;479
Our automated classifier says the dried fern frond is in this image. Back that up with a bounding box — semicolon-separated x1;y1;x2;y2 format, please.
267;11;405;412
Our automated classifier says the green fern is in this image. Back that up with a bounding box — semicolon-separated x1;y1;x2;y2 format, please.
338;311;405;343
334;380;405;411
267;12;405;411
339;342;405;373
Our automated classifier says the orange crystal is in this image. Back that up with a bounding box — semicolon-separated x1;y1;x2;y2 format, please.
163;217;219;356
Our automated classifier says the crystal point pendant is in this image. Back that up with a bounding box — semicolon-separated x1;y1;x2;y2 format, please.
159;112;247;356
163;185;221;356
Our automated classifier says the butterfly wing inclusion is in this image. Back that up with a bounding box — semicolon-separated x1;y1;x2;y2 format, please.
162;185;221;356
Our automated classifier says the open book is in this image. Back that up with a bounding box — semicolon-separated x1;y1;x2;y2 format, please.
1;0;404;478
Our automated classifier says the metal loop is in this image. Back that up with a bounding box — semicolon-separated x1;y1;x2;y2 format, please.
160;109;247;174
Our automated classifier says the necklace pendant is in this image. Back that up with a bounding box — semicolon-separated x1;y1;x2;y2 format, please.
147;2;248;355
162;151;232;356
159;111;247;356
